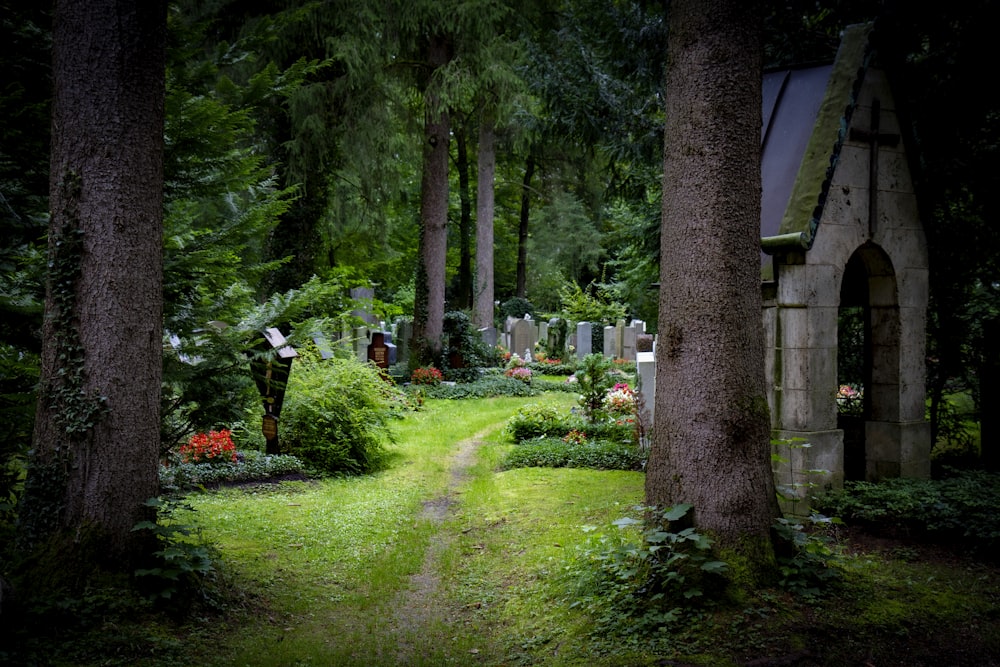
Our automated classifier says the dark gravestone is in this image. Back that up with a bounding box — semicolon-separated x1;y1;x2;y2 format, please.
367;331;391;370
252;327;297;454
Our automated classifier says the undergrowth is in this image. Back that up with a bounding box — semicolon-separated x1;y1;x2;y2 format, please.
812;468;1000;556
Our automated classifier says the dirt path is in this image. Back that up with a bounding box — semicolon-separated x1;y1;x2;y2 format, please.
389;430;488;664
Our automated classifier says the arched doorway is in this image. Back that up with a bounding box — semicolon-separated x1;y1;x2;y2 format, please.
838;243;900;481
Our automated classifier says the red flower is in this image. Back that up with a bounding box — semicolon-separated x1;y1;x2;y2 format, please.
180;429;237;463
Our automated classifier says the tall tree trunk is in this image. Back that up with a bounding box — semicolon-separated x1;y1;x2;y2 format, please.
456;124;473;309
19;0;166;570
645;0;778;584
413;35;451;364
515;152;535;299
474;121;496;329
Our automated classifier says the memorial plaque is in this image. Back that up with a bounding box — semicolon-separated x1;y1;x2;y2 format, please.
367;331;390;369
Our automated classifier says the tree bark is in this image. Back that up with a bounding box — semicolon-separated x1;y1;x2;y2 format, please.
19;0;166;568
456;124;473;309
645;0;778;584
515;152;534;299
413;35;451;364
474;121;496;329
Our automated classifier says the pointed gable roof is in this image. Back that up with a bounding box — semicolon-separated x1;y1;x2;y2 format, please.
760;23;874;275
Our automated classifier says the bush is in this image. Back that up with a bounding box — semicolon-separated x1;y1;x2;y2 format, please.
440;310;502;382
811;469;1000;555
159;450;307;490
505;403;571;441
561;504;727;636
499;297;534;320
411;366;444;385
281;356;402;475
505;402;638;444
575;353;616;422
500;437;644;471
411;374;539;399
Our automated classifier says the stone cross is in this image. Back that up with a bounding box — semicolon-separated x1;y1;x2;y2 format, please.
849;98;899;238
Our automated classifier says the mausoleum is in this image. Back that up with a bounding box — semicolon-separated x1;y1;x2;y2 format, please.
760;23;931;503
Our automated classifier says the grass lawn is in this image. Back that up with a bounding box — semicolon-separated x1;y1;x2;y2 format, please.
13;392;995;666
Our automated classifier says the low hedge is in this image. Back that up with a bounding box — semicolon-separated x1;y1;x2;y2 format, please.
500;437;644;472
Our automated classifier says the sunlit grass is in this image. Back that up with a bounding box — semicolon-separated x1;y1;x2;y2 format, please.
181;393;602;665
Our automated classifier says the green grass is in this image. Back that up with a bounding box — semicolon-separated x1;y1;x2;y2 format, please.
19;391;997;666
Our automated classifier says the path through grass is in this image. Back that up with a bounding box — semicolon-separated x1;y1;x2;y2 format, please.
180;393;644;666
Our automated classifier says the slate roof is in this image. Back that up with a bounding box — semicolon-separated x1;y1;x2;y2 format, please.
760;23;874;277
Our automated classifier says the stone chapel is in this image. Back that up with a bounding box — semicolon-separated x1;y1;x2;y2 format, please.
760;23;931;504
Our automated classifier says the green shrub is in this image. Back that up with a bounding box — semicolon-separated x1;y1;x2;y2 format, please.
575;353;616;422
561;504;727;636
440;310;502;382
500;437;644;471
412;374;539;399
281;356;402;475
499;297;534;320
505;403;570;441
811;470;1000;555
159;451;308;490
505;401;638;444
772;515;845;599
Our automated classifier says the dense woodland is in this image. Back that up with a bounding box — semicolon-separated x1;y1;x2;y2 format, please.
1;0;999;654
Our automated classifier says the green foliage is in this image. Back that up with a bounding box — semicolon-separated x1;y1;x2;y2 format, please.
500;437;643;471
159;451;308;491
132;496;217;602
0;343;36;534
575;353;616;422
280;356;402;475
412;374;539;399
440;310;502;382
504;402;570;441
930;392;979;472
529;361;578;376
558;281;627;325
812;470;1000;556
528;192;604;306
499;297;534;320
772;515;845;599
562;504;728;636
505;400;637;444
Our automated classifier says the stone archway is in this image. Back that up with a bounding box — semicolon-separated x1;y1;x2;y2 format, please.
839;243;901;481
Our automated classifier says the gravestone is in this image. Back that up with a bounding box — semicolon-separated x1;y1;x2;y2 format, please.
603;325;615;358
311;332;335;360
510;319;536;361
353;326;369;363
636;349;656;446
622;324;638;361
479;326;498;348
367;331;392;369
576;322;592;359
252;327;298;455
395;320;412;367
350;286;377;326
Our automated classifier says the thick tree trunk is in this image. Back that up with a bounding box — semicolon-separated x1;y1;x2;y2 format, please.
456;125;473;309
645;0;778;584
413;35;450;364
515;152;534;299
474;122;496;329
19;0;166;568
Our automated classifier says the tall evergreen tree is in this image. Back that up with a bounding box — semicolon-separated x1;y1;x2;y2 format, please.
18;0;167;569
645;0;779;584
